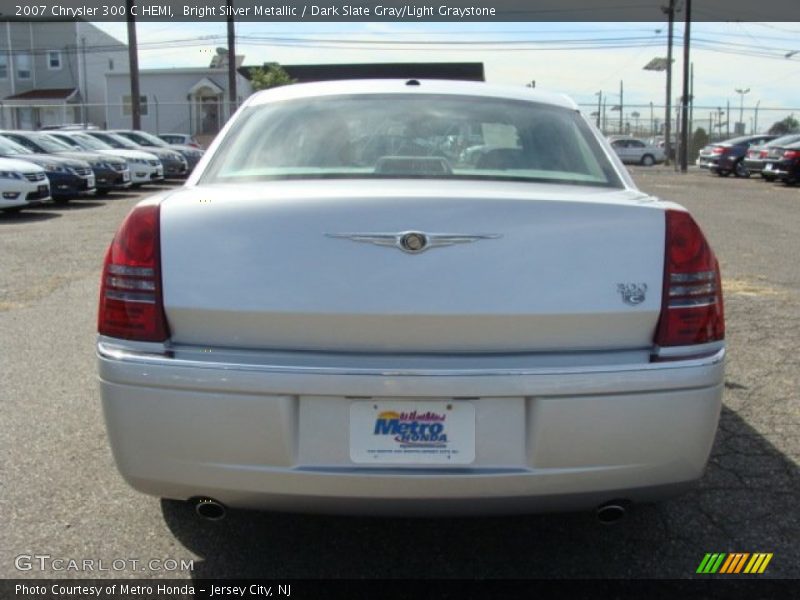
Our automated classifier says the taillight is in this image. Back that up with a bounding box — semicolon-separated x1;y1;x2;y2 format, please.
759;150;768;158
98;200;169;341
711;146;727;155
783;150;800;160
653;210;724;356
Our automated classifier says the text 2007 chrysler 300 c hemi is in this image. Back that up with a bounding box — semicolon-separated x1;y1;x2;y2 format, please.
97;80;725;520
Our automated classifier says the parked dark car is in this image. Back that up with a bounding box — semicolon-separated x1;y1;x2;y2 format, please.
0;134;94;202
696;134;777;177
0;131;130;193
84;131;189;179
111;129;201;174
158;132;202;148
762;140;800;185
744;134;800;181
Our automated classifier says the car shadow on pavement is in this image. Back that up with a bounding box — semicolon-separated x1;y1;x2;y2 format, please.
36;200;108;211
0;210;61;224
161;405;799;579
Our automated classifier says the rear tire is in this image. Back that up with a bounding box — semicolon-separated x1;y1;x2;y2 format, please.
733;160;749;178
640;154;655;167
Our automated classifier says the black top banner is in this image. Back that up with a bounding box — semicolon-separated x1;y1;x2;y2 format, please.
2;0;800;22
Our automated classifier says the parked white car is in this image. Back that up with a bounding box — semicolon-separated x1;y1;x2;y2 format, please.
0;157;50;212
609;137;666;166
98;80;725;520
47;131;164;186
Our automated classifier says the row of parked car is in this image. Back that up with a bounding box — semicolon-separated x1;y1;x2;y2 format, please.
0;129;204;213
696;133;800;184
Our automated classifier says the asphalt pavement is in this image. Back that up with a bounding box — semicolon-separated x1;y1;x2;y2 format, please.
1;168;797;579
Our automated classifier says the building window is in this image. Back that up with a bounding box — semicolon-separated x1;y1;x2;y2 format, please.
0;52;7;79
16;52;31;79
108;58;114;71
122;95;149;116
47;51;62;70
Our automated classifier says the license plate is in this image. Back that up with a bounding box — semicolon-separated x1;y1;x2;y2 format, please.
349;400;475;465
123;171;131;182
87;175;95;188
764;163;773;171
38;184;48;194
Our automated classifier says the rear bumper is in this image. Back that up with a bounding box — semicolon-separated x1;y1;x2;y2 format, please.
764;161;799;180
98;340;725;515
743;159;763;173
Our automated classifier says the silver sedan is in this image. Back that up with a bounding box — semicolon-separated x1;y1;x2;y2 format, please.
97;80;724;520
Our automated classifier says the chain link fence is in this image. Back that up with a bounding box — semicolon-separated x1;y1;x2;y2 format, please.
1;98;796;161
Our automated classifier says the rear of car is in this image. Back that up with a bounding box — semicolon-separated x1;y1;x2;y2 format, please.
0;158;50;211
764;141;800;184
697;135;776;177
97;81;725;516
744;134;800;178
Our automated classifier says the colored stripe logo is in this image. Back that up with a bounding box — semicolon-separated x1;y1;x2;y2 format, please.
696;553;773;574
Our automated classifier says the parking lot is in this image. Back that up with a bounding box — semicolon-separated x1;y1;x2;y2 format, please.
1;168;798;579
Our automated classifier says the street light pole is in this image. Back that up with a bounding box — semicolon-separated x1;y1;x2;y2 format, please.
754;99;761;133
735;87;750;133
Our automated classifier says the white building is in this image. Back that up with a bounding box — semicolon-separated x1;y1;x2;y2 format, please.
105;67;251;135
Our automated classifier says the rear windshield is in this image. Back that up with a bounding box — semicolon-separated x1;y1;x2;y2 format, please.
200;94;623;188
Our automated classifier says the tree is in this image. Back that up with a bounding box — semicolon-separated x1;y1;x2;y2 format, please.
690;127;709;158
249;63;296;91
767;115;799;136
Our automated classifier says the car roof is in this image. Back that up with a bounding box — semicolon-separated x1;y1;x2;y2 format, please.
766;133;800;146
245;79;579;111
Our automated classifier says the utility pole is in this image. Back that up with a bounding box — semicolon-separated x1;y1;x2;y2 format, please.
619;80;624;133
689;62;694;140
679;0;691;172
663;0;676;165
226;0;237;120
126;0;141;130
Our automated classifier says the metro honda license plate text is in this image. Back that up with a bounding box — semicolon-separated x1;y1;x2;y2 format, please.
350;401;476;465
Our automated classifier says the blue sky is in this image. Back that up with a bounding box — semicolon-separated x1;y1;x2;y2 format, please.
95;21;800;130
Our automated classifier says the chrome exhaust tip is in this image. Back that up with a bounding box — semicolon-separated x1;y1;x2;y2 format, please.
193;498;226;521
596;501;628;524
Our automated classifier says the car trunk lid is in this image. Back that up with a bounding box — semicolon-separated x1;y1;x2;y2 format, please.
159;180;665;353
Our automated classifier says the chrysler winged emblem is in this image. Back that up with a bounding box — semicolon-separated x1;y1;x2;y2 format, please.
617;283;648;305
325;231;502;254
